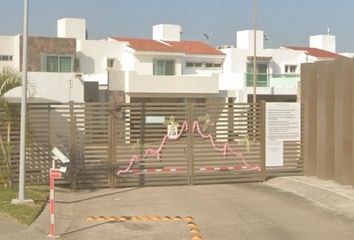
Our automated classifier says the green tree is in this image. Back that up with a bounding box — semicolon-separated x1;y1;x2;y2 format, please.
0;67;22;189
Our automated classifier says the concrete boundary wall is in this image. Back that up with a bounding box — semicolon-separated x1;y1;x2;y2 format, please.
301;57;354;187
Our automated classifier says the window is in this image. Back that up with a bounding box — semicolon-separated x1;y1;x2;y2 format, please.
205;63;222;69
246;63;268;87
186;62;194;67
186;62;222;69
107;58;115;68
194;62;203;68
45;55;73;72
153;60;175;75
0;55;13;61
186;62;203;69
285;65;297;73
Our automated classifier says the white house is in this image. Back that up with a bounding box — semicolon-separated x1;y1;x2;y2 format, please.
1;17;348;104
1;18;226;104
105;24;226;103
0;32;84;103
219;30;343;103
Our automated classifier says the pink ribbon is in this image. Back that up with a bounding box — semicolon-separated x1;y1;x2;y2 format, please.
117;121;189;176
117;120;260;176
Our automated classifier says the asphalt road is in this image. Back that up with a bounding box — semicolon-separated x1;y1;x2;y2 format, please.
7;183;354;240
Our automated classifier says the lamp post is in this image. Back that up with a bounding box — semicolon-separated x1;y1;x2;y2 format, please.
12;0;32;205
253;0;257;103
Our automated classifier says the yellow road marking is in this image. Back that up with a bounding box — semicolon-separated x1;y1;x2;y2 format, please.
86;215;205;240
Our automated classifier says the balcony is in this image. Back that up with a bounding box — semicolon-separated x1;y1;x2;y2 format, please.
246;74;300;88
109;71;219;94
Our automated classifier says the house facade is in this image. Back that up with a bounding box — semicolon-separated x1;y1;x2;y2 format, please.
219;30;342;103
106;24;225;103
0;32;83;103
0;17;348;104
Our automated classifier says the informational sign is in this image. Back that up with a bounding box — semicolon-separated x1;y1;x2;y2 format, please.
146;116;165;124
50;169;62;179
167;125;178;139
266;103;301;167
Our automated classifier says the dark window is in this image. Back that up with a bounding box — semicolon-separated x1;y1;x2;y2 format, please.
153;60;175;75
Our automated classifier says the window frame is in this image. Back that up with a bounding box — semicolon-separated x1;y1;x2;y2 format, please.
106;58;115;68
153;59;175;76
42;54;74;73
284;64;298;74
0;55;13;61
246;62;269;87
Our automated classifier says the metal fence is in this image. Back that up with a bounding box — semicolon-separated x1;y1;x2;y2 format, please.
0;101;303;188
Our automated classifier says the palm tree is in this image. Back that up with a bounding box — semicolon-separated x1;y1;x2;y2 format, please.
0;67;22;189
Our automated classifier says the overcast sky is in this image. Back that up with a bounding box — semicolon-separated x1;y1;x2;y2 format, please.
1;0;354;52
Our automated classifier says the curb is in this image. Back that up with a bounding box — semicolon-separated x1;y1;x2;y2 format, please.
265;176;354;219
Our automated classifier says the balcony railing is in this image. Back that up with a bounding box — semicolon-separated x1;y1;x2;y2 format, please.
246;74;300;88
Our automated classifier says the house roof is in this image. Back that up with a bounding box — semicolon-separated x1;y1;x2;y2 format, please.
112;37;225;56
285;46;341;59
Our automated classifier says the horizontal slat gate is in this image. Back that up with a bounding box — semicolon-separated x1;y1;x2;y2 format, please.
115;103;190;187
0;102;303;188
192;103;262;184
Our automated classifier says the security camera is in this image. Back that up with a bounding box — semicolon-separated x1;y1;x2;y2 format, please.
52;147;70;164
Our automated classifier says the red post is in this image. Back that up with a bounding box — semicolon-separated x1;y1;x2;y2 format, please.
48;169;61;238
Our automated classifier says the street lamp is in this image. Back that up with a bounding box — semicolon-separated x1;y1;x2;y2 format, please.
12;0;33;205
253;0;257;103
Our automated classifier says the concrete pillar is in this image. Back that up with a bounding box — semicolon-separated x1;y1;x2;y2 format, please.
301;62;317;176
316;61;335;179
334;58;354;185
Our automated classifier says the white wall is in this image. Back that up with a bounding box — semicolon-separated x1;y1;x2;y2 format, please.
5;72;84;103
0;36;15;70
13;35;21;70
57;18;86;40
310;35;336;53
125;71;219;94
153;24;181;42
77;39;126;85
237;30;264;50
128;53;184;75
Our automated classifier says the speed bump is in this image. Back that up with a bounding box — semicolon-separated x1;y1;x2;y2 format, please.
191;236;203;240
173;216;183;221
189;228;200;234
97;216;107;221
118;216;127;221
85;215;204;240
151;216;162;221
140;216;150;221
107;216;118;221
184;216;194;221
187;222;198;227
86;216;96;222
163;216;172;221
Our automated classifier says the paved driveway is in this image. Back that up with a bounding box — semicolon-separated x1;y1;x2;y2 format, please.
14;183;354;240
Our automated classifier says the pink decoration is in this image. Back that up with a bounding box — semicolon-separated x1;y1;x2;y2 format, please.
192;121;260;171
117;121;189;176
117;120;260;176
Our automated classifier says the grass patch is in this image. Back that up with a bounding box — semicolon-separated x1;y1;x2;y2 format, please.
0;186;49;225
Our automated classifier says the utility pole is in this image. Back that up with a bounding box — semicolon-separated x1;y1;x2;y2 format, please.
12;0;33;205
253;0;257;103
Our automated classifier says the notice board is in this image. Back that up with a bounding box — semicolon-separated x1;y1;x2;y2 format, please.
266;103;301;167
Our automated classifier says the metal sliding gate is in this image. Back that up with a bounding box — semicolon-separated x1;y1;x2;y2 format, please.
1;102;303;188
114;102;264;188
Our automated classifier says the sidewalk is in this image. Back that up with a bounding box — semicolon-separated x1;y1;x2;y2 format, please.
265;176;354;219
